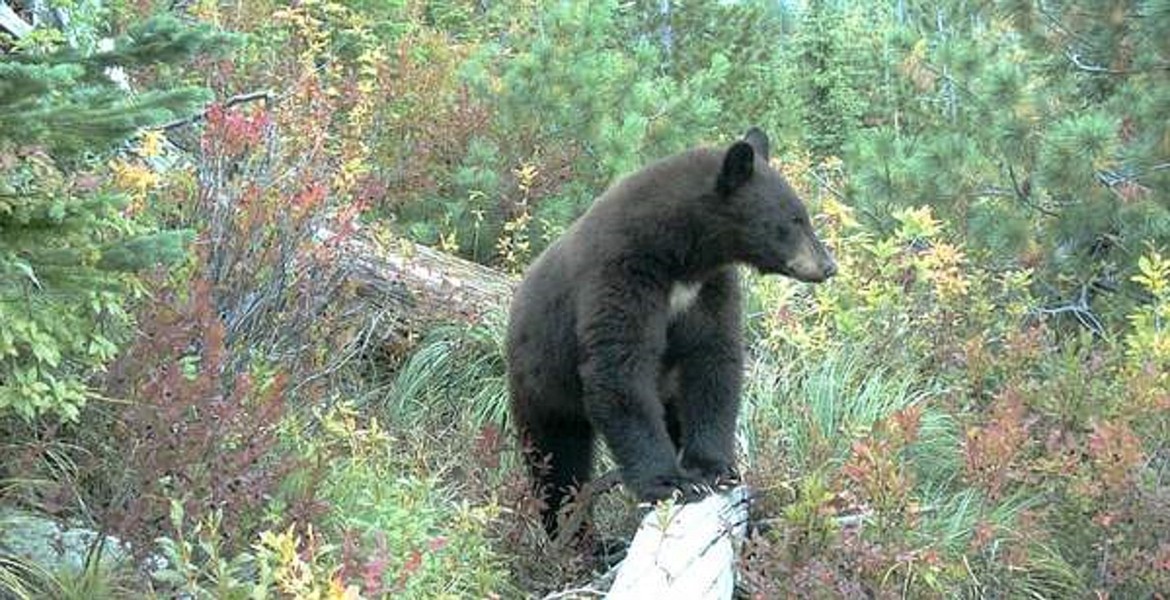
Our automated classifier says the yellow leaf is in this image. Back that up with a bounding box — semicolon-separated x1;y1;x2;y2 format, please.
139;130;165;158
328;577;364;600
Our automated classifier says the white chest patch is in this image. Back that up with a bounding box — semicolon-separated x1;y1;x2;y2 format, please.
668;282;703;319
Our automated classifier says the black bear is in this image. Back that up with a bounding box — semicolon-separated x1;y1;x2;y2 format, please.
506;128;836;536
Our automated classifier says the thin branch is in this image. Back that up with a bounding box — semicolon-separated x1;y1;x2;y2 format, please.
552;469;623;549
1031;284;1106;337
806;168;848;202
1065;48;1170;75
1007;165;1057;217
160;90;274;131
1066;49;1126;74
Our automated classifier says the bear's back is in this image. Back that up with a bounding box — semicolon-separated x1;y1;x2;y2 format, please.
506;147;723;413
582;147;722;231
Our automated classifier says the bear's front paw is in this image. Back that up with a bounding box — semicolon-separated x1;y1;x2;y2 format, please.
627;471;712;505
681;455;740;489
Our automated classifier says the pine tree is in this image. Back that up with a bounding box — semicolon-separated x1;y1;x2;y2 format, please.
839;1;1170;309
429;0;733;260
789;0;869;160
622;0;799;150
0;16;226;421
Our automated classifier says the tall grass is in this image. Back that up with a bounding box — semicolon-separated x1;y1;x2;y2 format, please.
0;547;135;600
378;312;511;434
741;347;957;484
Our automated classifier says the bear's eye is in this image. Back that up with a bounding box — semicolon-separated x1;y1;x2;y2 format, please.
790;216;804;226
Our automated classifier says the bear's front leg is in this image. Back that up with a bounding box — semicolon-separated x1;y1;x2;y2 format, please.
665;269;743;486
577;282;707;503
580;370;708;502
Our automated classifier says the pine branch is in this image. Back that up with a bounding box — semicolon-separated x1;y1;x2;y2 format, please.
1007;165;1056;217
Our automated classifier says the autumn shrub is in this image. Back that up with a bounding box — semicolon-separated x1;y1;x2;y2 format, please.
93;278;290;559
738;154;1170;596
80;86;366;564
740;343;1082;596
147;403;513;599
19;0;398;568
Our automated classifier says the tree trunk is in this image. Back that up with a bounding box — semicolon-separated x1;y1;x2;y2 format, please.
0;2;33;39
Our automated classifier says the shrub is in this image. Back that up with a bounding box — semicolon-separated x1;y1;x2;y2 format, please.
0;16;223;422
151;404;514;599
97;278;290;559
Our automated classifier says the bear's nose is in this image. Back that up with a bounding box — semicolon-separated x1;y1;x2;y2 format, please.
823;260;838;279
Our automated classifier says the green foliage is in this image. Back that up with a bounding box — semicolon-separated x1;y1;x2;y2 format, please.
313;407;508;598
151;406;512;599
837;1;1170;300
787;2;869;159
412;0;737;262
0;543;135;600
744;350;949;479
4;1;1170;596
739;161;1169;594
151;519;255;598
0;16;223;422
0;16;224;160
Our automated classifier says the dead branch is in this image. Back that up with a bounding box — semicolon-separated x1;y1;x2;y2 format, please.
552;470;623;549
160;90;275;131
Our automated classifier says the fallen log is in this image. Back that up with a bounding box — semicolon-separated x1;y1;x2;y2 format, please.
336;231;516;344
607;486;751;600
0;1;33;39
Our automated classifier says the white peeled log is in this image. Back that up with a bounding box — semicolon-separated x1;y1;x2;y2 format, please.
607;486;751;600
0;2;33;38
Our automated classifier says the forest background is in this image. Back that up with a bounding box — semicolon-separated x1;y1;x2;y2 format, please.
1;0;1169;597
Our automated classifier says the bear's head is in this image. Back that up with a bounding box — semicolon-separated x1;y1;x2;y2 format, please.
715;127;837;283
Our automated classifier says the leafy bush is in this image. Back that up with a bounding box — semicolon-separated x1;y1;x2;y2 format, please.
151;405;512;599
0;16;223;422
95;279;291;560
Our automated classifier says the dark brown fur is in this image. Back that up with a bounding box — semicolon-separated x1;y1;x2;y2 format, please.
506;128;836;536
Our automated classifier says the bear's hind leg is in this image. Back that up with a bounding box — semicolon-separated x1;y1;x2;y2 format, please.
523;418;595;537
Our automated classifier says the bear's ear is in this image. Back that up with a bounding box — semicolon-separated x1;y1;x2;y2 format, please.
744;127;770;161
717;141;754;195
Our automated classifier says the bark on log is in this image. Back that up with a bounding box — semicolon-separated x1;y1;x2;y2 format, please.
337;232;516;341
0;2;33;39
606;486;751;600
